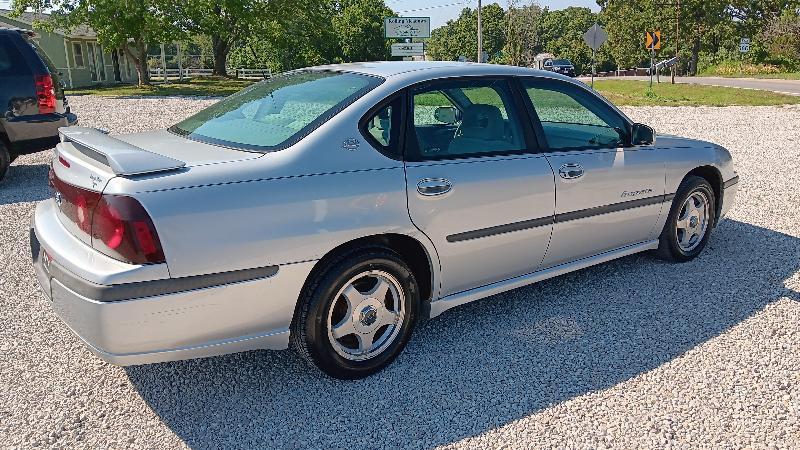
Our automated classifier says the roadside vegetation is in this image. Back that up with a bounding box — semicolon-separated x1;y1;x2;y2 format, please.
593;80;800;107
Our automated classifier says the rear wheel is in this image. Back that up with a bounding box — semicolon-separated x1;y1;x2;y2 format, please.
656;175;716;262
291;247;420;379
0;143;10;182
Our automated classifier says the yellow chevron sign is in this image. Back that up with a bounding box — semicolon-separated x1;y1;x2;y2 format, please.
646;31;662;50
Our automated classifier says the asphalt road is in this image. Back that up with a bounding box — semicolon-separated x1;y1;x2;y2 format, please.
593;75;800;95
1;97;798;449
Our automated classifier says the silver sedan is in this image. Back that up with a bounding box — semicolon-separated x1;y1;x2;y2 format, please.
31;62;738;379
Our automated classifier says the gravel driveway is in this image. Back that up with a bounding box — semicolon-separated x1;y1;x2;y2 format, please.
1;96;798;449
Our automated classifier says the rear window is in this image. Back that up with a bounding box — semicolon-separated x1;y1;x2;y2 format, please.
0;34;30;76
171;70;382;152
552;59;572;66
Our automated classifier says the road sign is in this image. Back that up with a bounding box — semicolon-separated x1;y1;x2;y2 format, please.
391;42;424;57
646;31;661;50
740;37;751;53
384;17;431;38
583;23;608;51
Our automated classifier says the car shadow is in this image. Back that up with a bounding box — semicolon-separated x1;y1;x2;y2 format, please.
125;219;798;449
0;162;51;205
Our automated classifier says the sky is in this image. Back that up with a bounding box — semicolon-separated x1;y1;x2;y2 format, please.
0;0;601;29
389;0;601;28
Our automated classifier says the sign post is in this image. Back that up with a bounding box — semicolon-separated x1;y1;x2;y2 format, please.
384;17;431;39
583;23;608;88
645;31;661;89
384;17;431;61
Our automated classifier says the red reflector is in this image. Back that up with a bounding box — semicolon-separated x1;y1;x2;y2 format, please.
35;74;57;114
58;156;70;168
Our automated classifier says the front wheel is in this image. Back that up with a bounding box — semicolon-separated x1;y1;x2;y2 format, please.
291;247;420;379
656;175;716;262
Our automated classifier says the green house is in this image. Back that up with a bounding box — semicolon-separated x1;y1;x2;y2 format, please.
0;9;139;87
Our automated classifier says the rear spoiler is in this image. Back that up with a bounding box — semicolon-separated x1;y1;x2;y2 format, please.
58;127;185;176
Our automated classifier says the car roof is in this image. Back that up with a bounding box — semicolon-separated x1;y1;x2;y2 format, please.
309;61;573;81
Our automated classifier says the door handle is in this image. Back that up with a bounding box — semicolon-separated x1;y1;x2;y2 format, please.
559;163;584;180
417;178;452;196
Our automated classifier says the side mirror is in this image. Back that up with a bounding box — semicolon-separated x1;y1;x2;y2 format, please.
632;123;655;145
434;106;458;125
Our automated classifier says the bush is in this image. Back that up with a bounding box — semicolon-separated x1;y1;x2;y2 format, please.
700;60;785;76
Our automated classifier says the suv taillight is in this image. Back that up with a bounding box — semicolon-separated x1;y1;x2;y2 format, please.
35;74;56;114
49;167;165;264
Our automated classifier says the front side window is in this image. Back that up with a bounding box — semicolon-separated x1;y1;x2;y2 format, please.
408;78;527;160
171;71;382;152
522;78;628;150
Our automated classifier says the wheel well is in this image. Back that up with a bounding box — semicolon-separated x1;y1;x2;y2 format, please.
685;165;723;224
304;234;434;304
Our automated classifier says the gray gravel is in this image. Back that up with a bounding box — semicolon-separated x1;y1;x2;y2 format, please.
1;96;798;449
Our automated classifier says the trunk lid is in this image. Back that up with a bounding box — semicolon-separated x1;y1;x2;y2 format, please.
51;127;259;246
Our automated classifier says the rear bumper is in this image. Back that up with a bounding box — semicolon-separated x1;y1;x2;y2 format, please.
4;112;78;154
31;200;315;366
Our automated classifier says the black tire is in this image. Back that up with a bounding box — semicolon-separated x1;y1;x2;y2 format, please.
0;143;9;182
291;246;420;379
656;175;716;262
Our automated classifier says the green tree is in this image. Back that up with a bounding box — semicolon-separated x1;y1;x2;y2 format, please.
228;0;339;72
11;0;182;85
172;0;273;76
333;0;395;62
502;0;544;66
427;3;506;62
538;6;598;74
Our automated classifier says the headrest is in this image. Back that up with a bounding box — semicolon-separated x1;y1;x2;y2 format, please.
459;104;505;140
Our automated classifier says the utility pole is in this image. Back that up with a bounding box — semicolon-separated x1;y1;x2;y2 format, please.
477;0;483;62
674;0;680;83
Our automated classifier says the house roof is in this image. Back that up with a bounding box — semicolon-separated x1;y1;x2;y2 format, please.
0;9;96;39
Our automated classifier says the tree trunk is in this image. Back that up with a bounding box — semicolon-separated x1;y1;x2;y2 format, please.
689;35;701;76
124;40;150;86
212;35;229;77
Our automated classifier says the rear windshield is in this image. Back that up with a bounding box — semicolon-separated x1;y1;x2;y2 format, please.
552;59;572;66
171;70;382;152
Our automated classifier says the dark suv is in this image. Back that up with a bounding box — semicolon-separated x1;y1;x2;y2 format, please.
543;58;576;77
0;28;77;181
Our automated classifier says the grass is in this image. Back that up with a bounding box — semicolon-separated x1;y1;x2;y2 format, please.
698;72;800;80
592;79;800;106
66;77;254;97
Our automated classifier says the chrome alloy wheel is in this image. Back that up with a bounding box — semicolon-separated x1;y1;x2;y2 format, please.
675;191;710;252
326;270;405;361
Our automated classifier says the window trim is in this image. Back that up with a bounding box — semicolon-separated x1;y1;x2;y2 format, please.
403;76;540;163
358;92;406;161
72;41;85;68
518;76;634;152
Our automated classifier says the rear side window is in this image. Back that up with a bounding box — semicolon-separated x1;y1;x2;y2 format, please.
172;71;382;152
361;95;403;159
0;35;30;76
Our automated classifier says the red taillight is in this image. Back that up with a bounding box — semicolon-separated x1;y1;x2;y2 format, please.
91;195;165;264
35;74;57;114
49;168;165;264
50;167;101;235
